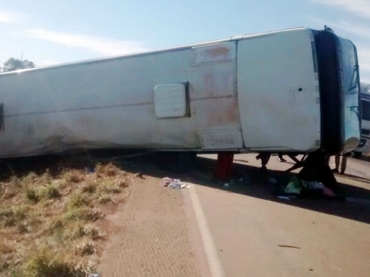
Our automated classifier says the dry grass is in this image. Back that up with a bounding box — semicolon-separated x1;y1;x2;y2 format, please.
0;162;131;276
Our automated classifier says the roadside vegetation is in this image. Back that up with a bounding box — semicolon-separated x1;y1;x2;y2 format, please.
0;161;130;277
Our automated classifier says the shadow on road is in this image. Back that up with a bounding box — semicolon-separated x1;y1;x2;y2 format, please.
1;151;370;225
190;157;370;226
356;154;370;163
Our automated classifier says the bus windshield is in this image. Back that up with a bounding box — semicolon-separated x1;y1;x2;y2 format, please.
338;37;361;152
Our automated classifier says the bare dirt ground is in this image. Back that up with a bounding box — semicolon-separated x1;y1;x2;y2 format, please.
97;172;204;277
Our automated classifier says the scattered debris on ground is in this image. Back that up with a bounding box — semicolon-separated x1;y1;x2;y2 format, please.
278;245;301;249
161;177;191;189
279;177;341;200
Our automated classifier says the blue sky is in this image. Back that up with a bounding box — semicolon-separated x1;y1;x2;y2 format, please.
0;0;369;82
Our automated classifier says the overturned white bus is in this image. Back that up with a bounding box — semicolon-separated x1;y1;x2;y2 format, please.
0;27;361;160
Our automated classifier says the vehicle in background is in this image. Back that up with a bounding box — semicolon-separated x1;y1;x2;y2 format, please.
354;92;370;157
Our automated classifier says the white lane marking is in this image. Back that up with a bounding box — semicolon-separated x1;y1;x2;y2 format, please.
188;184;225;277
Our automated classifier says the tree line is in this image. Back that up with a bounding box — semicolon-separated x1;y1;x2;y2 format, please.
1;57;35;72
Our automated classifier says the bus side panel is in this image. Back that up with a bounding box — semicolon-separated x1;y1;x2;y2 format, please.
237;29;321;152
0;42;243;158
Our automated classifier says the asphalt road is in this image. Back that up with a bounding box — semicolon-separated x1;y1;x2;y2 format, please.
192;154;370;277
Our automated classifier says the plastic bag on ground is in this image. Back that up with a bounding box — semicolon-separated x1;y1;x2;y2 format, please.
285;177;303;194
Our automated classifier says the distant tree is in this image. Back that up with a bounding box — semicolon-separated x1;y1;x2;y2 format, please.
2;58;35;72
361;83;370;94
